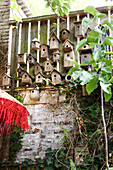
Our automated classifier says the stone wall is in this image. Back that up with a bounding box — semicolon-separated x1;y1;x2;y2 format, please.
0;0;10;85
16;103;74;162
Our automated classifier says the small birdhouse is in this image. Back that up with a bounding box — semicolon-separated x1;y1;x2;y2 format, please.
60;28;70;41
52;50;60;62
34;63;43;75
31;38;40;50
62;39;74;52
29;89;40;101
27;53;37;65
49;89;59;105
65;74;73;84
51;69;62;85
79;45;92;65
40;44;49;59
18;53;27;65
17;66;25;78
74;21;83;38
84;27;91;38
80;53;91;64
2;73;11;87
21;71;32;85
35;72;45;84
64;51;74;69
49;32;60;51
44;59;52;73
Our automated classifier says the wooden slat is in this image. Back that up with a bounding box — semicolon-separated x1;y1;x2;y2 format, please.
27;22;31;73
8;24;12;75
67;16;69;30
57;17;60;39
47;19;50;46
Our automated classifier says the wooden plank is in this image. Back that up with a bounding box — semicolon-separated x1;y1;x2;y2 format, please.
8;25;12;67
47;19;50;46
37;21;40;62
27;22;31;73
57;17;60;39
67;16;69;30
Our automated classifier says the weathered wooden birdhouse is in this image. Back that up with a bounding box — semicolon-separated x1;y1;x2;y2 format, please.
29;89;40;101
2;73;11;87
18;53;27;64
62;39;74;52
35;72;45;84
79;45;92;65
49;89;59;105
40;44;49;59
17;66;25;78
65;74;73;84
34;62;43;75
64;51;74;69
21;71;32;85
27;53;37;65
31;38;40;50
49;32;60;51
51;69;62;85
84;27;91;38
74;21;83;38
60;28;70;41
44;59;52;73
52;50;60;62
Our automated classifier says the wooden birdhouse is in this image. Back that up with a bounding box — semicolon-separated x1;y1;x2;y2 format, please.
49;89;59;105
79;45;92;65
62;39;74;52
34;63;43;75
18;53;27;65
44;59;52;73
64;51;74;69
31;38;40;50
2;73;11;87
60;28;70;41
29;89;40;101
52;50;60;62
49;32;60;51
21;71;32;85
65;74;73;84
84;27;91;38
74;21;83;38
35;72;45;84
27;53;37;65
51;69;62;85
40;44;49;59
17;66;25;78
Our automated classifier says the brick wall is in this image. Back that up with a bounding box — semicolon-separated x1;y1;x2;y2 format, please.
0;0;10;85
16;104;74;162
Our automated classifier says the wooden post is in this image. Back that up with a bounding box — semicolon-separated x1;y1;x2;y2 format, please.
57;18;60;71
57;61;59;71
27;22;31;73
37;21;40;63
76;14;80;65
67;16;69;30
47;19;50;46
17;23;22;87
8;24;13;75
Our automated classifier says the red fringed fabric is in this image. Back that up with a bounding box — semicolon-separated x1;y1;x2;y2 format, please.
0;98;30;134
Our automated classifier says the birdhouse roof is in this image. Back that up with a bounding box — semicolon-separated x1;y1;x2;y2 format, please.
60;28;70;33
74;20;82;24
49;32;60;42
40;44;49;48
34;62;43;69
51;69;62;76
53;50;60;55
3;73;12;78
22;70;33;79
62;39;75;47
27;53;37;60
32;38;40;42
35;72;45;77
18;53;27;56
17;66;25;72
44;59;53;64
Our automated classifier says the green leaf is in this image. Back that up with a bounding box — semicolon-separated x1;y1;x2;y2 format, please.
82;17;93;28
68;67;78;75
63;3;71;9
67;58;79;67
93;47;101;61
80;61;91;66
70;159;76;170
84;6;98;16
104;91;112;102
102;19;113;31
80;71;94;85
76;39;87;51
62;6;69;16
86;77;99;94
97;13;106;18
57;7;64;17
101;66;112;73
51;1;57;8
87;30;100;43
0;0;3;2
103;37;113;46
100;81;112;94
45;2;50;8
72;70;82;80
103;58;112;66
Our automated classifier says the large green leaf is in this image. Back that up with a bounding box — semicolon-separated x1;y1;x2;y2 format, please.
100;81;112;94
101;66;112;73
62;6;69;16
102;19;113;31
67;58;79;67
68;67;78;75
86;77;99;94
72;70;82;80
87;30;100;43
103;37;113;46
93;47;102;61
97;13;106;18
76;39;87;51
80;61;91;66
104;91;112;102
84;6;98;16
80;71;94;85
82;17;93;28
